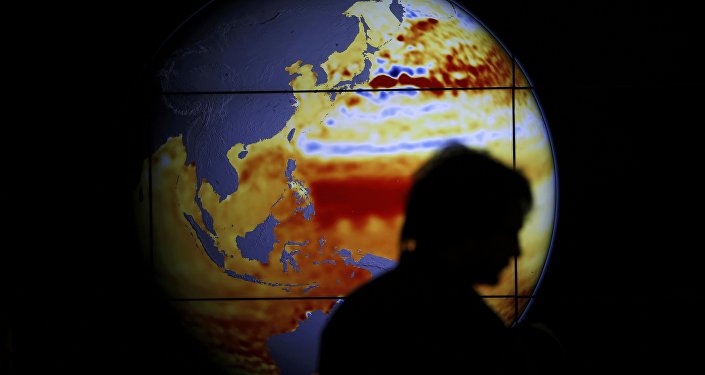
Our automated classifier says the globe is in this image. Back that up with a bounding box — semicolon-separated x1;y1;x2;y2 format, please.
133;0;557;373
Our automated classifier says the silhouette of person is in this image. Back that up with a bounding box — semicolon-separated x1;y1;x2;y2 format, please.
319;143;535;374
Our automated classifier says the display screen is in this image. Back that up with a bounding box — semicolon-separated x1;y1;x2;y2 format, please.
134;0;557;373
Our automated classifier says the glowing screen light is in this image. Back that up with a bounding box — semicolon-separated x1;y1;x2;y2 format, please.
134;0;557;373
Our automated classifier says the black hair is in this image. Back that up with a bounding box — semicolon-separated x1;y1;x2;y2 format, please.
400;143;533;252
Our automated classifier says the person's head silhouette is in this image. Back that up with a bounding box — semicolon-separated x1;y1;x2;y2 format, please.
319;143;540;375
400;143;533;285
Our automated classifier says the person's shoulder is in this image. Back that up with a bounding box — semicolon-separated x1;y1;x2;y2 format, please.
323;268;416;337
353;268;405;296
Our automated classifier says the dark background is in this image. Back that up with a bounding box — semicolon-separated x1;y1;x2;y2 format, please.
6;0;703;373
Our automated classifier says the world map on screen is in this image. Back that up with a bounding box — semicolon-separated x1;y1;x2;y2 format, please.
134;0;556;373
